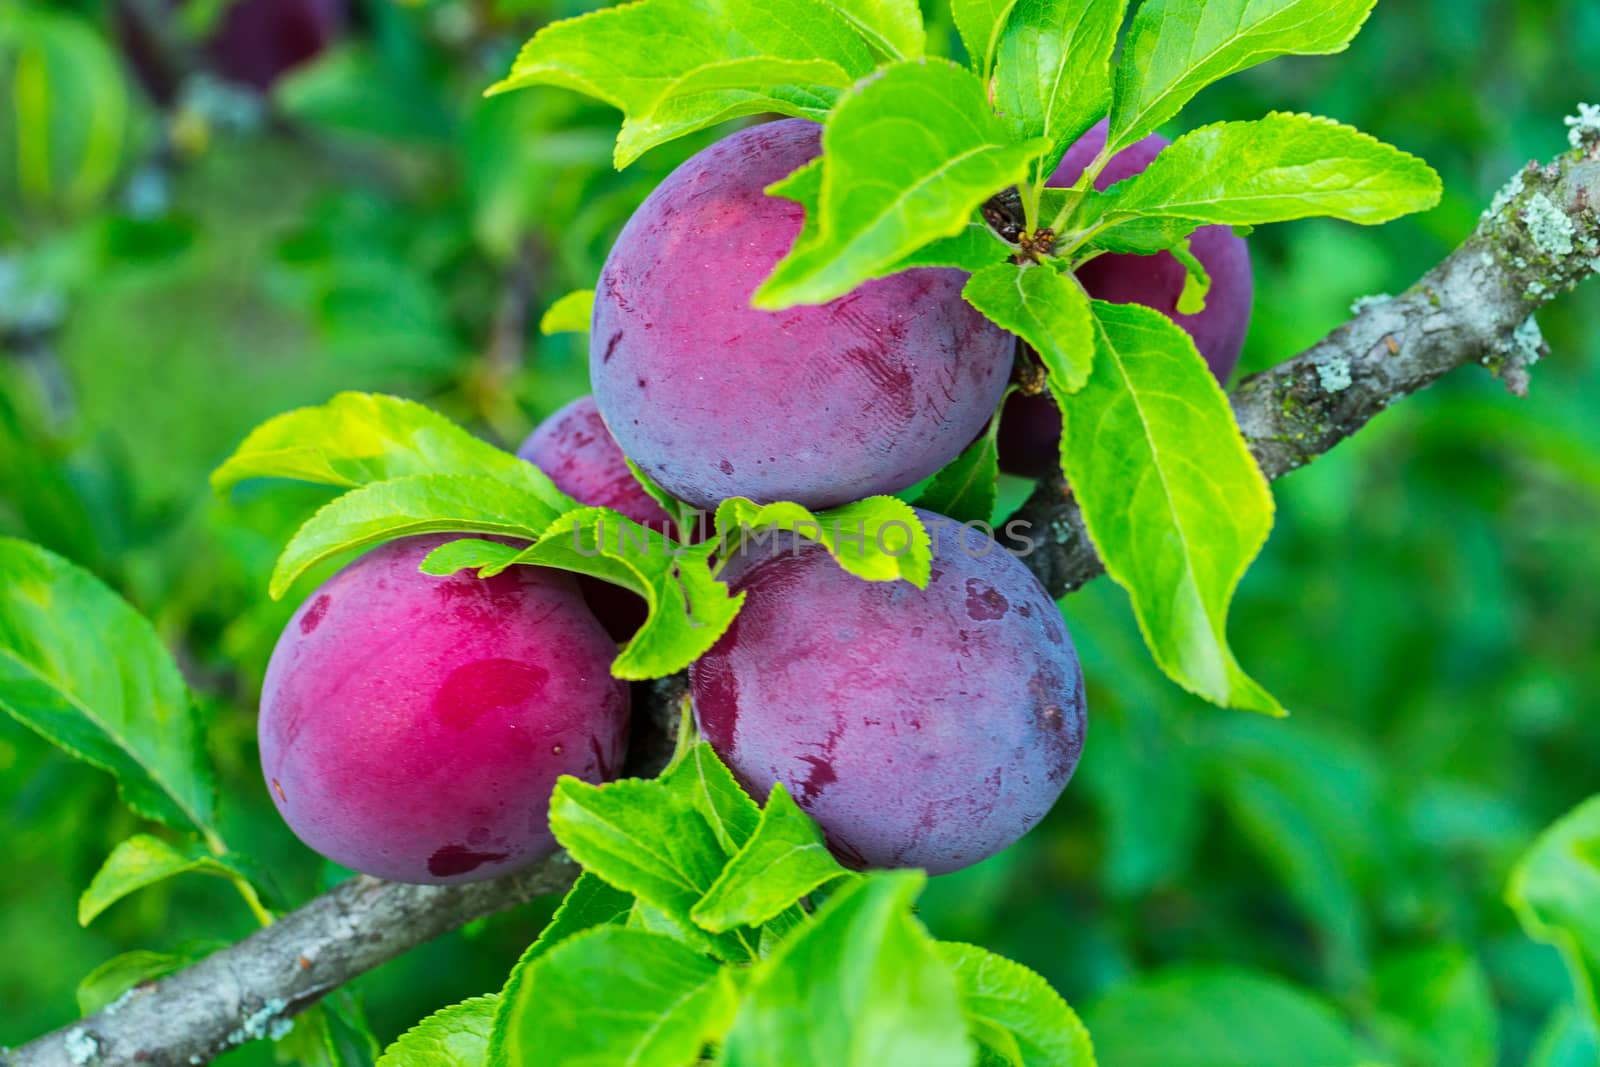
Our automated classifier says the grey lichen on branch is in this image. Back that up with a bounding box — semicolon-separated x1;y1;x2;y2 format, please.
9;124;1600;1067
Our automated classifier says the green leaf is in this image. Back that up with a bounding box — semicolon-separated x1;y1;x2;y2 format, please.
268;475;561;599
692;782;850;933
659;742;763;855
1057;302;1281;713
419;538;526;578
1170;238;1211;315
0;538;216;834
1108;0;1377;153
539;289;594;335
754;59;1048;308
378;996;496;1067
916;430;1000;526
79;834;255;926
510;509;744;680
488;0;917;166
284;992;382;1067
993;0;1128;183
1372;947;1497;1067
77;946;218;1015
1508;795;1600;1026
488;874;634;1067
1085;967;1372;1067
936;942;1096;1067
212;393;572;510
963;262;1094;394
1529;1008;1600;1067
714;496;931;586
952;0;1019;76
721;871;972;1067
549;776;753;960
1093;113;1442;231
496;927;739;1067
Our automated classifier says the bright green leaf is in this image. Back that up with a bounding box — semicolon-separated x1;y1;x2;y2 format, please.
952;0;1019;76
549;776;753;960
1085;967;1372;1067
1098;113;1442;230
1108;0;1377;152
79;834;256;926
721;871;972;1067
660;742;762;855
937;942;1096;1067
540;289;595;335
692;782;850;933
269;475;561;598
497;927;739;1067
419;538;525;578
916;430;1000;526
378;996;496;1067
754;59;1047;308
488;0;906;166
511;509;743;680
1170;238;1211;314
714;495;931;586
211;393;572;512
1508;795;1600;1026
0;539;216;834
964;263;1095;394
993;0;1127;183
1057;302;1281;713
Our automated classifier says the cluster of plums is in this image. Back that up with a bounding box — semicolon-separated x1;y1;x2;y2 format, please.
260;118;1251;883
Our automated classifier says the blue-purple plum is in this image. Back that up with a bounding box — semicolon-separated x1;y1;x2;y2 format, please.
998;119;1254;477
592;119;1015;510
259;535;628;884
690;510;1086;874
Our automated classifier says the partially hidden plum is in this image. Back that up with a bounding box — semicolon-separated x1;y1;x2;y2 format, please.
259;534;628;884
518;395;669;640
592;119;1015;511
517;395;674;530
997;119;1254;477
690;509;1086;874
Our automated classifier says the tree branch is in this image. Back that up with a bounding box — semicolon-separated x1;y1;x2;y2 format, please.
8;139;1598;1067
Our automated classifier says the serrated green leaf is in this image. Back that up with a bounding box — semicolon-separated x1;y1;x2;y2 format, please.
211;393;572;512
721;871;971;1067
504;509;743;680
1094;113;1441;234
915;430;1000;525
1057;302;1281;713
1108;0;1377;153
937;942;1096;1067
540;289;595;335
497;927;739;1067
419;538;526;578
488;874;634;1067
0;539;216;834
488;0;900;167
623;457;692;534
692;782;851;933
79;834;256;926
713;495;931;586
964;262;1094;393
754;59;1048;308
76;945;220;1015
993;0;1127;184
827;0;926;59
1085;967;1372;1067
549;776;754;961
660;742;763;855
378;996;496;1067
270;475;562;598
952;0;1019;76
1508;795;1600;1027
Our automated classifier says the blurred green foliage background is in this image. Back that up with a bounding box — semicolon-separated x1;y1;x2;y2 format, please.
1;0;1596;1063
